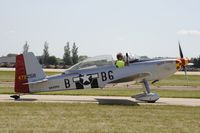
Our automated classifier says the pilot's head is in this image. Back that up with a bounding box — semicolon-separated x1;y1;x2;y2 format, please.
116;53;123;60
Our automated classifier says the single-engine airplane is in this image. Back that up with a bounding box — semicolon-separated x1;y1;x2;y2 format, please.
11;44;189;103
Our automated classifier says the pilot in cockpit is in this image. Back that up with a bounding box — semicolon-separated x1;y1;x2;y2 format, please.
115;52;125;68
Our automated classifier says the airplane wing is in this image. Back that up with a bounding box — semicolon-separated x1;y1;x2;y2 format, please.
110;72;151;83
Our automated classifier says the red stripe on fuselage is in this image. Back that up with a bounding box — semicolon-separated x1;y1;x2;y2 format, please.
15;54;29;93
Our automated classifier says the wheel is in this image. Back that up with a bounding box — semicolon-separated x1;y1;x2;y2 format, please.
147;101;156;103
10;95;20;100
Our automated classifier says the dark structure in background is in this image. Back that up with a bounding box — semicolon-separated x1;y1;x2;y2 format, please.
0;56;16;67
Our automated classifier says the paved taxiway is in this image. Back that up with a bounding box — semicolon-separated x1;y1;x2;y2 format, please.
0;94;200;106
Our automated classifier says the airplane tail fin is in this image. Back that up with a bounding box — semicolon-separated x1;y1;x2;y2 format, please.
15;52;46;93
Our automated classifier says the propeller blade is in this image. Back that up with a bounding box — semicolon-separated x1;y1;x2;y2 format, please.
183;66;189;86
178;41;189;86
179;41;184;58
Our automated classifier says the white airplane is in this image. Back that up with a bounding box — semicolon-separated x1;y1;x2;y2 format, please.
11;44;189;102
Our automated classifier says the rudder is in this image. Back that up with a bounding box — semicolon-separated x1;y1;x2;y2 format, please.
15;54;29;93
15;52;46;93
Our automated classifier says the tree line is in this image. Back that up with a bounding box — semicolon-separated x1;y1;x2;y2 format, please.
2;41;200;69
23;41;87;68
191;57;200;68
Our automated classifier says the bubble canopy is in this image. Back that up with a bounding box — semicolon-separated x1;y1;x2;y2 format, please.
67;55;114;71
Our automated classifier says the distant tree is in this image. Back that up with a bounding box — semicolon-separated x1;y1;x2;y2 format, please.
42;41;50;65
6;53;17;57
71;42;79;64
198;56;200;68
192;56;200;68
78;55;88;62
63;42;72;65
48;56;58;65
37;56;43;65
23;41;29;54
140;56;149;59
55;57;63;65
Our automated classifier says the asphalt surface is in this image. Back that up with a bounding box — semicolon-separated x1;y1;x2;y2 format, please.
0;94;200;106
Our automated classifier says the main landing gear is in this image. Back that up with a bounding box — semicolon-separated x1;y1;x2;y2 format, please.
10;95;20;100
132;79;160;103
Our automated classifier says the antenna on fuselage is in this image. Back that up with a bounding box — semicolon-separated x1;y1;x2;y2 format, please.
126;53;129;66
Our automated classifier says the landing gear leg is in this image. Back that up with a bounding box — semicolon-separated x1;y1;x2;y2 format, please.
133;79;160;103
10;95;20;100
143;79;150;93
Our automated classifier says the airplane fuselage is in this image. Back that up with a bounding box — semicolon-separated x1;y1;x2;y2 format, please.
28;58;177;93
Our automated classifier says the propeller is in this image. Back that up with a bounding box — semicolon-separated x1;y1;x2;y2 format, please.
178;41;184;58
178;41;189;86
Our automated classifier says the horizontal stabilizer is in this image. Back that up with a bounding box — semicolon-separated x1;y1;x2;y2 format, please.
23;78;48;85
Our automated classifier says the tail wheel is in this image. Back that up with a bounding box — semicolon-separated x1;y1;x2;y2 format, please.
10;95;20;100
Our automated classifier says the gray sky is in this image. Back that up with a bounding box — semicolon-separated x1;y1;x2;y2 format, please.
0;0;200;58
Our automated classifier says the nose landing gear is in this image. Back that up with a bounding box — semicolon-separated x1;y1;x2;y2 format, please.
133;79;160;103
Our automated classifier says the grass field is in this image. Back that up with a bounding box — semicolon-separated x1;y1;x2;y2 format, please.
155;74;200;86
0;102;199;133
0;72;199;133
0;71;15;82
0;71;60;82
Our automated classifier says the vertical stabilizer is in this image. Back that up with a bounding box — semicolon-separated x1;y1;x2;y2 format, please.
15;52;46;93
15;54;29;93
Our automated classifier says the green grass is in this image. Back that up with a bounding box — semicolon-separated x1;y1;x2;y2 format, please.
0;87;14;94
0;71;60;82
0;102;199;133
1;86;200;98
0;71;15;82
155;75;200;86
